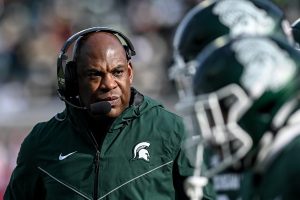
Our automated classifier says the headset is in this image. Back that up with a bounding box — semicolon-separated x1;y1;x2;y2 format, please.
57;27;136;109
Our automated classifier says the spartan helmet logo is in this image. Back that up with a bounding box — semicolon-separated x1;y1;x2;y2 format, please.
132;142;150;162
231;37;296;98
213;0;275;37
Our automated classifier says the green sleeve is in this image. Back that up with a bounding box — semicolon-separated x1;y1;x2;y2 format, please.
175;148;216;200
173;118;216;200
4;124;45;200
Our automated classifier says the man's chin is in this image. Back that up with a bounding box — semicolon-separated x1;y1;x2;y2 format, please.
89;108;120;119
105;108;122;118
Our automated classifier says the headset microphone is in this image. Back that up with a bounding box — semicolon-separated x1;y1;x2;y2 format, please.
58;91;112;114
90;101;112;115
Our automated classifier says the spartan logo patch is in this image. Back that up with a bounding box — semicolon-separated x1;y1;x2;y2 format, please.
213;0;275;36
132;142;150;162
231;37;296;98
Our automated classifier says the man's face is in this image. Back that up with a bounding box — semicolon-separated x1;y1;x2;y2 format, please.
77;33;133;118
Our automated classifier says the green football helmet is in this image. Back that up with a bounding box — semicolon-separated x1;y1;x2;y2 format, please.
170;0;293;101
180;35;300;177
292;18;300;48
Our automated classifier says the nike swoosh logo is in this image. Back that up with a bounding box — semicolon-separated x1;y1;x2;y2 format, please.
59;151;77;160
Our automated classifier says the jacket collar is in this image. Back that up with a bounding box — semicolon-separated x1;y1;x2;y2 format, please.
66;87;162;132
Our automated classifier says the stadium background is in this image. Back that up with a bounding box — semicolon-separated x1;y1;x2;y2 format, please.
0;0;299;198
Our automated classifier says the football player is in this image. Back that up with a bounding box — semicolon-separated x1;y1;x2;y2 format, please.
185;35;300;199
171;0;294;199
170;0;293;101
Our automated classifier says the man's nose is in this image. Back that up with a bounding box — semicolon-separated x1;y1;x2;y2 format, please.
99;74;117;91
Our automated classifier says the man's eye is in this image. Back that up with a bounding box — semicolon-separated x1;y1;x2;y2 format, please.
113;70;124;77
85;71;101;81
87;72;96;77
87;71;100;77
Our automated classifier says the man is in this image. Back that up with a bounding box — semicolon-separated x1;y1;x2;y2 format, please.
4;28;215;200
186;35;300;199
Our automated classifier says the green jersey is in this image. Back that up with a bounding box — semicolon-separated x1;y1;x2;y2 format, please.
241;126;300;200
205;149;242;200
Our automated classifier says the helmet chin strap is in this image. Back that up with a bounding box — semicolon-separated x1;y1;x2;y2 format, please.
253;131;274;173
254;97;300;173
184;143;209;200
271;98;298;130
254;123;300;174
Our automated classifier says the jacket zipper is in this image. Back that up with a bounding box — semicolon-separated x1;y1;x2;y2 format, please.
86;129;100;200
94;150;100;200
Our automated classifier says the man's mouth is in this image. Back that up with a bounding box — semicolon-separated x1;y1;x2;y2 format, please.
100;96;119;106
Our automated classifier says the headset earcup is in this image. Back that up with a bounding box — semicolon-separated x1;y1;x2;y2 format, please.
64;61;78;97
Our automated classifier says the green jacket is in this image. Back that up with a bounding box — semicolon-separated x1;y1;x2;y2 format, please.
4;89;215;200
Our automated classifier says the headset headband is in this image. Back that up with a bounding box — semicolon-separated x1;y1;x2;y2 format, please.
57;27;136;68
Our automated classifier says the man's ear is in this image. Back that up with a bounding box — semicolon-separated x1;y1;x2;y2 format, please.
128;61;134;84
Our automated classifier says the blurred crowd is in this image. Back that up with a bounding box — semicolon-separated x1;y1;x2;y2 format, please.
0;0;200;117
0;0;300;198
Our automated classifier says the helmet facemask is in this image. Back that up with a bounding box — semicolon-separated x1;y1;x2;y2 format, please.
169;51;198;101
179;84;253;177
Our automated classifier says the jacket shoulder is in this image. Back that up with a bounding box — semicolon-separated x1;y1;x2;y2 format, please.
142;96;186;152
17;110;68;163
143;96;184;125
